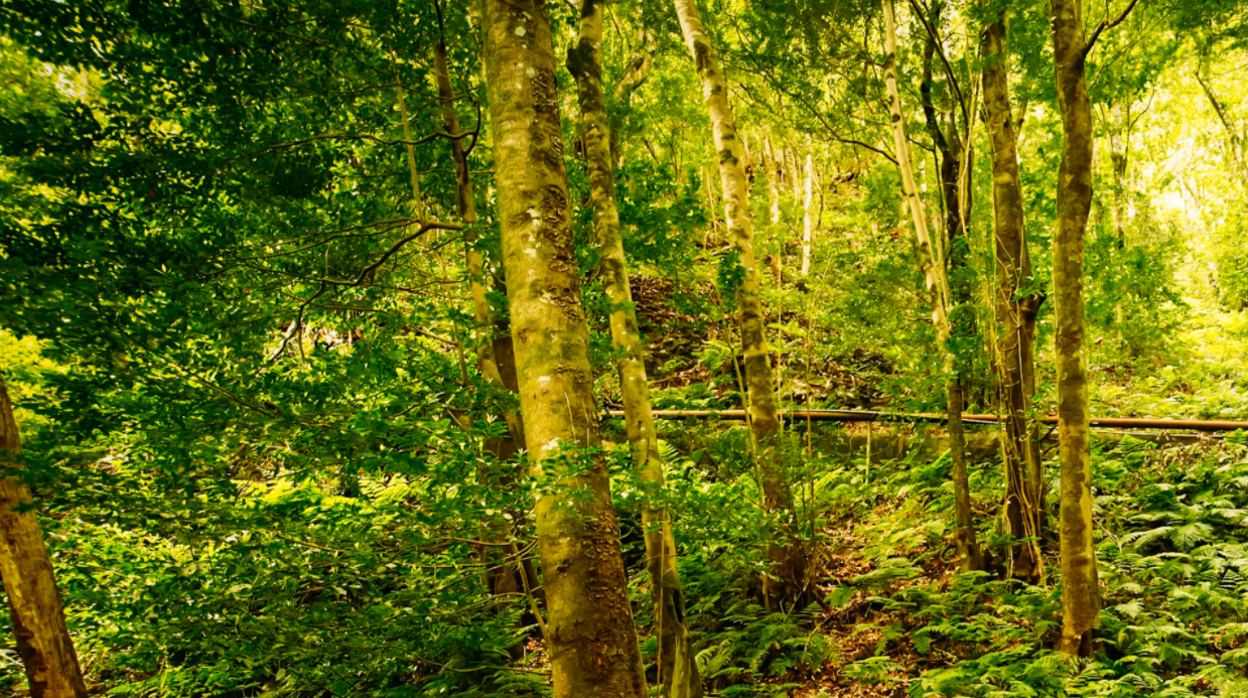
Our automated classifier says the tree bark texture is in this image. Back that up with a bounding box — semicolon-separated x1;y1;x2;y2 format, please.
883;0;980;572
568;3;700;695
1048;0;1100;657
978;0;1043;582
481;2;647;695
673;0;805;608
0;374;88;698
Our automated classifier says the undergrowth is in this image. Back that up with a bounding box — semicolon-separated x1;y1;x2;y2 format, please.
654;427;1248;697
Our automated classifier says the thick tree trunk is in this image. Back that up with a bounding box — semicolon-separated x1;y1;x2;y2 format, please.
568;4;700;696
978;0;1043;582
0;374;87;698
480;2;647;696
672;0;804;608
882;0;981;572
1048;0;1100;657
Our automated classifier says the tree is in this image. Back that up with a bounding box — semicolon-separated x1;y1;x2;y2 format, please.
801;150;814;277
978;0;1043;582
1048;0;1139;656
882;0;981;572
567;1;699;694
0;371;87;698
763;136;784;285
672;0;805;608
480;0;647;695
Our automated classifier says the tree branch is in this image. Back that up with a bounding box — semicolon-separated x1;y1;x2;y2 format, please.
1081;0;1143;60
907;0;967;125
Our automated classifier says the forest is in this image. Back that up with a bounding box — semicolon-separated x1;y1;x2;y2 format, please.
2;0;1248;696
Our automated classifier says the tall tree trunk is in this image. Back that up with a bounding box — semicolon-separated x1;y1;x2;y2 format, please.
433;1;532;600
765;137;782;227
787;150;802;198
918;3;982;559
703;164;720;245
882;0;981;572
568;4;700;696
672;0;804;607
764;137;783;285
800;151;814;276
1108;103;1129;249
480;2;647;696
917;0;962;250
978;0;1043;582
1049;0;1100;657
0;374;88;698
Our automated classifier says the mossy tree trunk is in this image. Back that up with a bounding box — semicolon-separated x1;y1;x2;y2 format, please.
882;0;981;572
978;0;1044;582
481;1;647;695
1048;0;1100;657
0;373;88;698
568;2;700;695
672;0;805;609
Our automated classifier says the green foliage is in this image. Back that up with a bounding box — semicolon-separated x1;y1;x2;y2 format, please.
1085;209;1188;361
2;1;1248;697
695;601;836;689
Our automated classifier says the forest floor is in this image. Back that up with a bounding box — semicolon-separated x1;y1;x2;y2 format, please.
654;429;1248;697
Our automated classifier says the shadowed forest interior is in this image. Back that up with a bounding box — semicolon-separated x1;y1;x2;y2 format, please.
4;0;1248;696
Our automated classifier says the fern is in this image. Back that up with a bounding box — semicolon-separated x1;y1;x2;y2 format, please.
696;339;734;373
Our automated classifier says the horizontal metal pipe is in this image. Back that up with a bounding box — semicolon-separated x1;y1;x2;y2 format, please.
606;409;1248;433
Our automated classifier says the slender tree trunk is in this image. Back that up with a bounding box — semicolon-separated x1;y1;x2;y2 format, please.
1194;63;1248;187
703;165;720;245
615;16;655;103
1048;0;1099;657
0;374;88;698
1108;103;1129;249
800;151;814;276
612;13;656;169
978;0;1043;582
882;0;981;572
765;138;781;227
918;4;982;544
1111;149;1127;248
672;0;804;607
480;2;647;695
765;137;783;286
918;20;971;276
787;150;802;198
568;4;700;696
433;2;533;600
